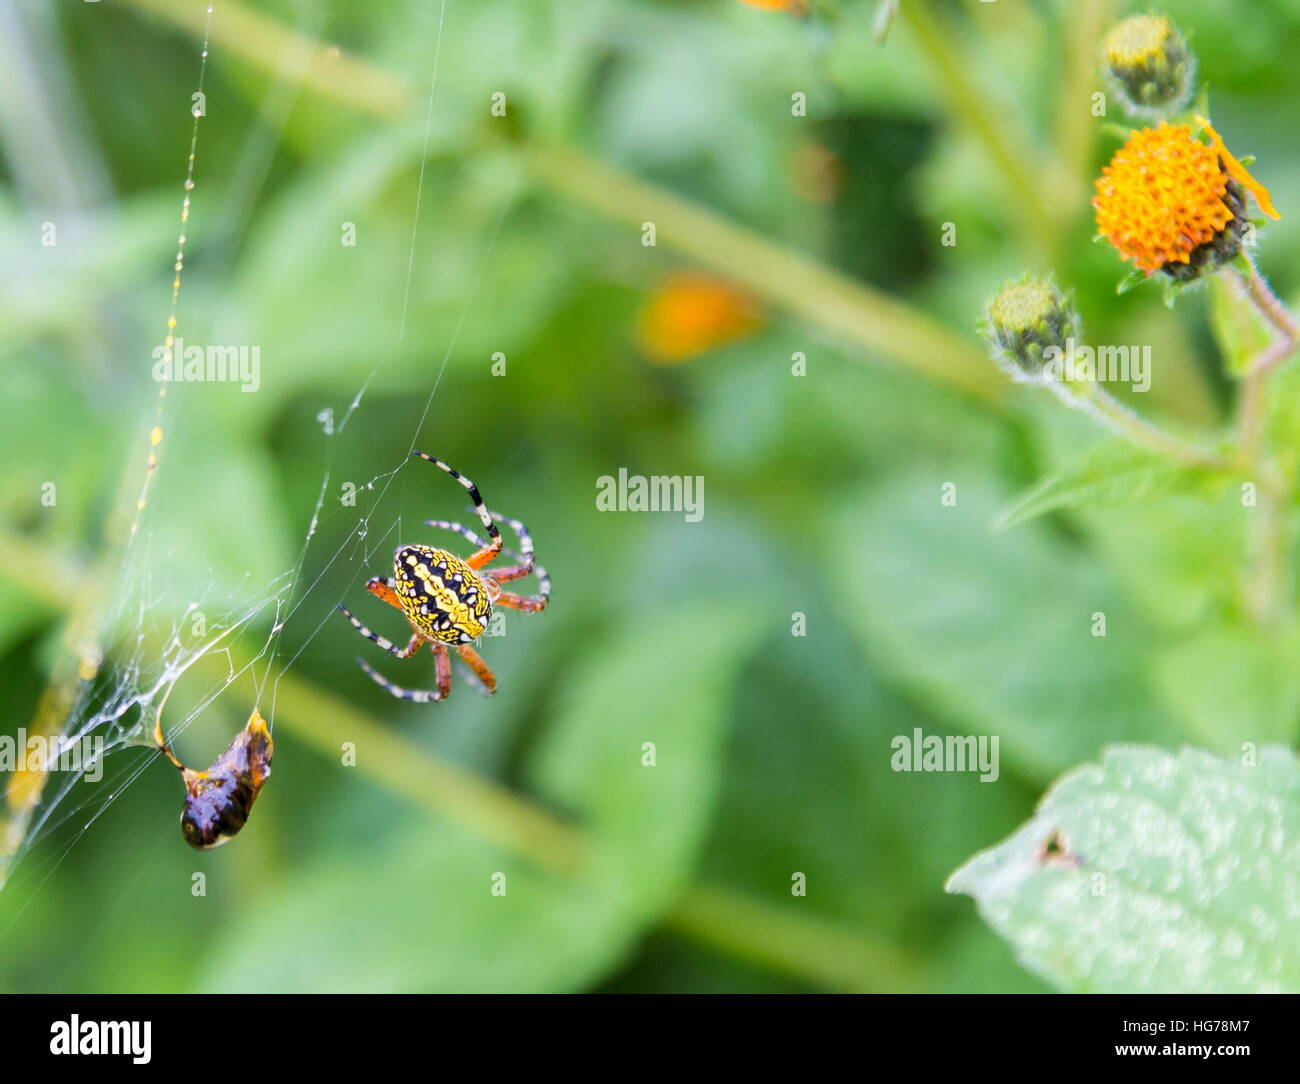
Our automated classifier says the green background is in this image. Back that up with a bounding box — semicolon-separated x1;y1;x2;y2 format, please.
1;0;1297;993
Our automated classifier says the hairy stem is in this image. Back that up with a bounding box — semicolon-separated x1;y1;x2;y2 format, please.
1053;381;1230;469
1226;258;1299;623
1234;254;1300;343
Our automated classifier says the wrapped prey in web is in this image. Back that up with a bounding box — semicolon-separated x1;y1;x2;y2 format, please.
155;709;273;850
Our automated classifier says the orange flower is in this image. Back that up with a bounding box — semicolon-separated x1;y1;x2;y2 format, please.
1093;120;1279;277
737;0;805;11
636;273;763;364
1198;117;1280;220
789;142;845;205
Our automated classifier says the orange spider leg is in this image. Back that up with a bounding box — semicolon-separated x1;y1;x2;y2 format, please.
495;590;548;613
366;577;403;610
488;559;550;610
466;547;502;570
455;644;497;694
434;642;453;699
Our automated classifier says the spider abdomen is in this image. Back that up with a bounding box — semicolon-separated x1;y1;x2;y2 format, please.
393;544;493;644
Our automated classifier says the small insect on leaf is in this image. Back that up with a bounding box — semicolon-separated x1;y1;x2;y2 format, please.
176;710;273;851
1034;828;1081;869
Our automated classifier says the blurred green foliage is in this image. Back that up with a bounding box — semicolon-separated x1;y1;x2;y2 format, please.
1;0;1299;993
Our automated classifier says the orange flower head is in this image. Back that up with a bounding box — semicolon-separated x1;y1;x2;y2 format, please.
1093;119;1280;279
636;273;763;365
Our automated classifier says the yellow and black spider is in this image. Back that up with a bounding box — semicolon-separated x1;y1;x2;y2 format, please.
337;451;550;702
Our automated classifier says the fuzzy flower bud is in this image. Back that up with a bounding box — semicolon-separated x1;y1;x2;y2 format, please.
981;277;1080;385
1103;14;1194;118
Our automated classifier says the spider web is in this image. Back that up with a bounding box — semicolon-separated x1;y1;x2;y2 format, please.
0;0;531;902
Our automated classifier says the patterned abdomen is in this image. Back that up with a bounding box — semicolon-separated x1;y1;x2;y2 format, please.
392;545;494;644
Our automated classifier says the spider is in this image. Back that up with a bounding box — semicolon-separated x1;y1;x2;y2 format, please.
338;451;550;702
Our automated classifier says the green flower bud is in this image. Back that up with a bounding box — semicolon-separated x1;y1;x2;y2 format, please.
981;277;1080;385
1103;14;1194;118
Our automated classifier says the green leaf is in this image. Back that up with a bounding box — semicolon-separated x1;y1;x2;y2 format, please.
698;616;1043;991
948;745;1300;993
1154;623;1300;750
996;439;1226;531
1077;492;1248;632
1162;275;1190;308
835;479;1185;781
197;598;761;992
1115;267;1151;295
1210;273;1272;376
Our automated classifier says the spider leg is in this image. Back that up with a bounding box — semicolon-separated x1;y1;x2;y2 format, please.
489;511;535;569
411;451;501;569
493;568;550;612
356;649;451;703
422;520;489;551
477;512;545;589
455;644;497;695
338;603;423;658
425;518;530;561
489;563;538;585
433;643;452;698
365;577;403;610
423;512;540;586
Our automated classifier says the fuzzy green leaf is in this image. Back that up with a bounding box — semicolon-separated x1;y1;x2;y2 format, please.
1155;624;1300;750
1115;267;1151;295
835;480;1184;781
996;439;1224;531
948;745;1300;993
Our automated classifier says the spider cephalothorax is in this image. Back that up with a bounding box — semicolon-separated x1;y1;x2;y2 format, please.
338;452;550;702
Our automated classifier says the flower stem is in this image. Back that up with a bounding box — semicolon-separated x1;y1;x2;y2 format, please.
1242;466;1290;626
1226;258;1298;624
527;143;1002;404
1235;339;1295;463
899;0;1068;259
1234;253;1300;343
1231;261;1300;466
1053;380;1229;469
